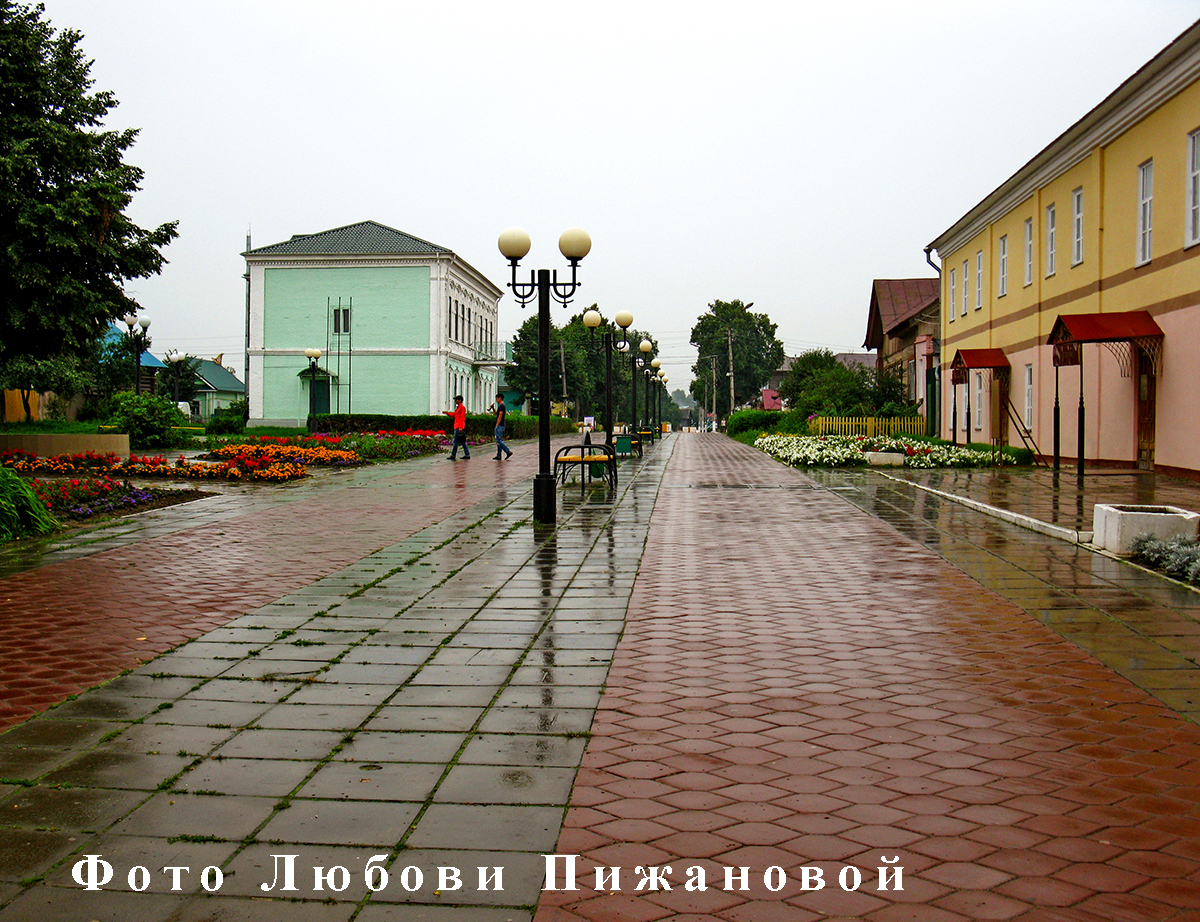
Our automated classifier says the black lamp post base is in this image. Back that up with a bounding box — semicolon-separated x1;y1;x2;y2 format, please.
533;473;557;525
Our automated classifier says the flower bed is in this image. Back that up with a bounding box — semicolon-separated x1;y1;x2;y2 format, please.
208;429;460;461
204;443;362;467
30;476;185;519
754;434;1017;469
2;449;309;482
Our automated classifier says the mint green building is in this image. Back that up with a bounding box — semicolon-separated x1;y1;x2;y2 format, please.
244;221;505;426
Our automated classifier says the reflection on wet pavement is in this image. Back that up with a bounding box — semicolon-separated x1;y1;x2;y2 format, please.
888;466;1200;532
814;468;1200;722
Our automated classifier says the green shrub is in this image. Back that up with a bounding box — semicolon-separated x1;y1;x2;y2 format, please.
1130;533;1200;586
105;393;191;449
309;412;574;439
727;409;783;436
775;409;810;434
207;400;247;436
961;441;1033;466
0;468;58;540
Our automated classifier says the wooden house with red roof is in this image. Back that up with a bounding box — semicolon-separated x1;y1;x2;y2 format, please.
863;278;940;423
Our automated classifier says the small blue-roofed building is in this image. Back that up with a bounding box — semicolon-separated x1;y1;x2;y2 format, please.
191;358;245;420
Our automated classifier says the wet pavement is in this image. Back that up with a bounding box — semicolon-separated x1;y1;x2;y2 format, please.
0;443;555;730
889;466;1200;535
2;435;1200;920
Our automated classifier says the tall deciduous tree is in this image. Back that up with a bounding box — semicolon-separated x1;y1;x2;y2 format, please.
688;299;785;417
0;1;178;367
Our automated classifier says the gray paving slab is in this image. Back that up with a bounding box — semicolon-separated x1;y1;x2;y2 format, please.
0;436;671;918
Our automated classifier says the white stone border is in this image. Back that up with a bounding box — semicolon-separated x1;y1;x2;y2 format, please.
876;471;1092;544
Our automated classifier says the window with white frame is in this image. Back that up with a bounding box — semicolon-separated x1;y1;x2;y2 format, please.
1024;364;1033;429
1072;188;1084;264
1188;130;1200;247
998;235;1008;296
961;259;969;315
975;251;983;309
974;372;983;430
948;269;956;322
1138;159;1154;265
1045;203;1056;276
1024;218;1034;285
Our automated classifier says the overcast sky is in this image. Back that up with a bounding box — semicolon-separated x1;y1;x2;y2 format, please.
40;0;1200;389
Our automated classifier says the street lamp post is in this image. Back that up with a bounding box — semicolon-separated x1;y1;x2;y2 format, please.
643;367;652;434
123;313;151;395
637;340;652;436
657;371;668;434
582;309;633;447
622;340;635;433
304;348;322;429
649;358;661;434
165;350;188;405
498;227;591;526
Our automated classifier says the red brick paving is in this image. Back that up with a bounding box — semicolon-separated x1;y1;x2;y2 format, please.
0;450;539;731
536;435;1200;921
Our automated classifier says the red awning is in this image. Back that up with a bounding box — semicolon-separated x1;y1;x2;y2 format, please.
1047;310;1164;375
950;348;1009;386
951;348;1010;371
1047;310;1163;345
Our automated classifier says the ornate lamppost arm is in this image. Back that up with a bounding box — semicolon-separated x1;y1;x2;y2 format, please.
498;227;591;526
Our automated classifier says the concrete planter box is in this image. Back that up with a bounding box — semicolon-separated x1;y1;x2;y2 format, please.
865;451;907;467
0;433;131;457
1093;503;1200;555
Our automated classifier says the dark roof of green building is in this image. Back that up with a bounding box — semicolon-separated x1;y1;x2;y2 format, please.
194;359;245;394
246;221;452;257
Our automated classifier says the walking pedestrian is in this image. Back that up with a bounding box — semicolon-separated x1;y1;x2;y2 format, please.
493;394;513;460
444;395;470;460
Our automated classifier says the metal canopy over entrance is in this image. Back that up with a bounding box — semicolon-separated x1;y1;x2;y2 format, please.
1045;310;1164;474
1046;309;1164;376
948;349;1014;451
950;348;1010;385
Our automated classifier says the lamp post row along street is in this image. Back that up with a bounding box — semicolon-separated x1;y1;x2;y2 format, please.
498;227;591;526
582;309;633;448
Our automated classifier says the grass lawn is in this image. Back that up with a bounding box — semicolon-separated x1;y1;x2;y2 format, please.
0;420;101;434
240;426;309;437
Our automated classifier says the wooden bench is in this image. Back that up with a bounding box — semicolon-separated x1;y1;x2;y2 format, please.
554;443;617;496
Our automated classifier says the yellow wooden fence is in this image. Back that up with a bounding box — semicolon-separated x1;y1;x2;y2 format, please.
809;416;926;437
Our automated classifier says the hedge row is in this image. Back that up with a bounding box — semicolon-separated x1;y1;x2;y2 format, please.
308;413;576;440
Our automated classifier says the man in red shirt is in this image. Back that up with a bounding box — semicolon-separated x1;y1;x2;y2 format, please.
444;395;470;460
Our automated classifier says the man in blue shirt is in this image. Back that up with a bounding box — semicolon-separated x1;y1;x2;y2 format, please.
493;394;513;460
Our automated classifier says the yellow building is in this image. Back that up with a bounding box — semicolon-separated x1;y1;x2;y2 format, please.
927;18;1200;476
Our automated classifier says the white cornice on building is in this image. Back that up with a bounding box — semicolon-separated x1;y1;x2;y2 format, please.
929;18;1200;260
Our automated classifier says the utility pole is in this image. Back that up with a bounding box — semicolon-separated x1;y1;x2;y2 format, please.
559;340;568;412
727;329;735;418
710;355;717;431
